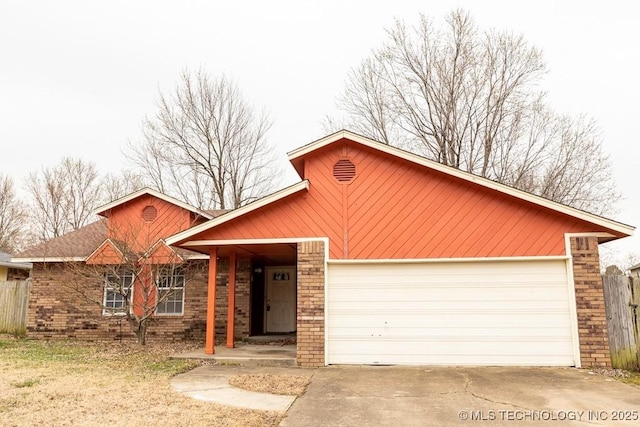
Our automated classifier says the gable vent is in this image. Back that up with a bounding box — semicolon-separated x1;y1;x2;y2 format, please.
142;205;157;222
333;159;356;183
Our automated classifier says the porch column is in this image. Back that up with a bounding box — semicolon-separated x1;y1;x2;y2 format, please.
226;251;237;348
205;247;218;354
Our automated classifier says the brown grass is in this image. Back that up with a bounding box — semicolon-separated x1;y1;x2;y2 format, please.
0;336;282;427
621;371;640;387
228;373;310;396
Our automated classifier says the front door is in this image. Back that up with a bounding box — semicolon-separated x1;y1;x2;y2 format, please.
266;266;296;333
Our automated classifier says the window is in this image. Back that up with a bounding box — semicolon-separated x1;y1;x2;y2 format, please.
103;270;134;315
156;267;184;315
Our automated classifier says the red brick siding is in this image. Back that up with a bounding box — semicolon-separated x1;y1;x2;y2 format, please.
27;261;209;342
7;268;30;281
296;241;325;367
571;236;611;367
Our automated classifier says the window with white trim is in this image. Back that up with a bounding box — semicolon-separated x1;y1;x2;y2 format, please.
103;270;134;315
156;267;185;315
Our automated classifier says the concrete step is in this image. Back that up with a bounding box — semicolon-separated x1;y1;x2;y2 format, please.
171;343;297;367
242;334;296;345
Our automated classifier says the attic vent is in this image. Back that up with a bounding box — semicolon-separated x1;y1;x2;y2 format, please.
142;205;157;222
333;159;356;183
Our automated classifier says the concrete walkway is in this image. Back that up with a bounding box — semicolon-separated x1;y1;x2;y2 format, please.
170;365;314;412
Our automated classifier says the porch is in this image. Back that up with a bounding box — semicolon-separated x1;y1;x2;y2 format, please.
185;240;326;367
171;341;297;367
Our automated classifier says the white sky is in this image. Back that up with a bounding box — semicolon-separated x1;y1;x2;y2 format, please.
1;0;638;262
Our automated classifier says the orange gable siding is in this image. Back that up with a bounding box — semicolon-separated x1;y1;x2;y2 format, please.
146;242;183;265
107;195;199;252
85;240;124;265
190;139;615;259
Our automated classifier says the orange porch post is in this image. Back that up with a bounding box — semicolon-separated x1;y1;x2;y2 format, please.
205;247;218;354
226;252;237;348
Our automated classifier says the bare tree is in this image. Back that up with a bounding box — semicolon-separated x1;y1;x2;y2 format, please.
26;157;103;240
127;69;279;210
101;170;148;203
331;9;619;214
62;219;206;345
0;174;28;253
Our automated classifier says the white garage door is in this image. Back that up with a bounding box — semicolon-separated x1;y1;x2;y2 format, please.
326;259;576;366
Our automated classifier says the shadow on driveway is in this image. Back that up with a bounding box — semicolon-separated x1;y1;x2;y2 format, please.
280;366;640;426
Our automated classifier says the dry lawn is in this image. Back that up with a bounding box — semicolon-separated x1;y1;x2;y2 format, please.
228;373;310;396
0;335;282;427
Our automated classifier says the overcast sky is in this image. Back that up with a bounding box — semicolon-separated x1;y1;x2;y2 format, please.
1;1;638;263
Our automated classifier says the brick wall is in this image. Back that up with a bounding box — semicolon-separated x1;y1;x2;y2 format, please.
27;260;209;342
213;257;251;342
571;236;611;367
7;268;30;281
296;241;325;367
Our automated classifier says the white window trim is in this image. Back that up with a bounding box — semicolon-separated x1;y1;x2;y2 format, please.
102;270;134;317
155;268;185;317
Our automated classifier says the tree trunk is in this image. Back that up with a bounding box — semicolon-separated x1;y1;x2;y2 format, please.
136;321;148;345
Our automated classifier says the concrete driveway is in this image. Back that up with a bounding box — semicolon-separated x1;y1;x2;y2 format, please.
281;366;640;426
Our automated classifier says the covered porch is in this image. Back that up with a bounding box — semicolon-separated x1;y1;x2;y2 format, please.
183;239;326;368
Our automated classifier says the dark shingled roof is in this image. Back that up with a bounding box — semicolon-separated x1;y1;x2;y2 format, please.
14;219;108;260
13;218;209;261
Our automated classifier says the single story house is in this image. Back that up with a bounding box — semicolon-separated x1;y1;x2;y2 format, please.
15;130;634;368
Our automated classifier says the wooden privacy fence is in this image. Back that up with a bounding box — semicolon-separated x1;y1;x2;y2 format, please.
603;275;640;370
0;280;31;335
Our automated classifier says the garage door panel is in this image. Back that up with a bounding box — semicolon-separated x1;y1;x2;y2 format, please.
328;299;571;311
329;286;569;302
329;339;574;366
330;353;574;366
329;337;573;353
329;299;571;310
330;318;570;337
326;260;576;366
328;312;571;328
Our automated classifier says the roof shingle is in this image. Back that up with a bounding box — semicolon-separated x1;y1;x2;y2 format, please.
14;220;108;260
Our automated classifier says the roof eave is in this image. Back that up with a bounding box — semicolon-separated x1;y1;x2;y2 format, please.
94;187;213;220
166;180;310;246
1;261;32;269
287;130;634;238
11;257;86;263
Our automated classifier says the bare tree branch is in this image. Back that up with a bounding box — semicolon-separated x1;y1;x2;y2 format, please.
0;174;28;253
127;69;280;210
25;157;103;240
333;9;619;214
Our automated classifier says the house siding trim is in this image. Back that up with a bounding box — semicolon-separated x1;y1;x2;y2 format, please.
327;256;570;264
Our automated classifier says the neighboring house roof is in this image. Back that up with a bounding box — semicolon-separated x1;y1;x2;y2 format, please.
167;130;634;247
0;251;32;270
94;187;214;220
629;263;640;271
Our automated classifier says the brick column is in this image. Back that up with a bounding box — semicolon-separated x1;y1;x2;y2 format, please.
234;258;251;338
297;241;325;367
571;236;611;367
